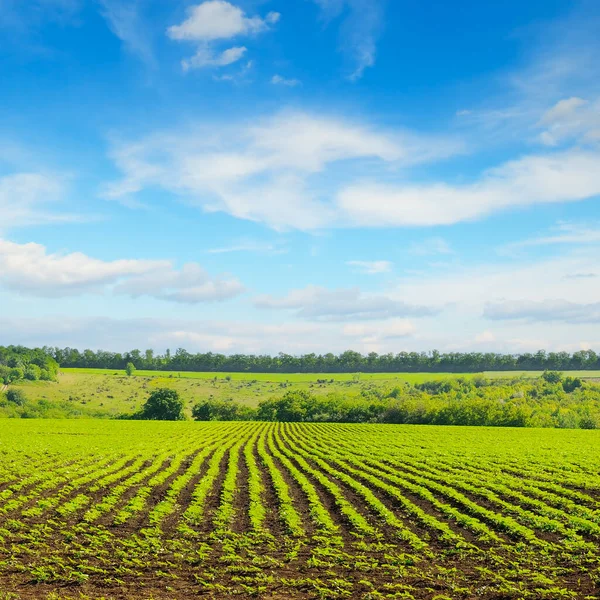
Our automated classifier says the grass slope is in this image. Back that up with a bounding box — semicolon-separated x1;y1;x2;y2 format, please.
13;368;600;418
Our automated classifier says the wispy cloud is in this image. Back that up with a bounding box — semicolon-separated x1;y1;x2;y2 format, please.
104;109;463;230
99;0;156;66
500;222;600;255
457;5;600;145
207;239;287;255
537;96;600;146
346;260;392;274
408;237;452;256
254;284;437;321
484;299;600;324
0;172;77;231
313;0;385;80
183;46;247;71
338;149;600;226
271;74;302;87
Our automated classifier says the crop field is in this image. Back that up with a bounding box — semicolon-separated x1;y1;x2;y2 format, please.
1;421;600;599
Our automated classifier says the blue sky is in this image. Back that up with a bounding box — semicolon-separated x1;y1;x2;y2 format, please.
1;0;600;354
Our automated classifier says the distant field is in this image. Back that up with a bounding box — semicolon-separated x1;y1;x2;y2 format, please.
1;419;599;599
14;368;600;418
62;367;473;382
61;366;600;381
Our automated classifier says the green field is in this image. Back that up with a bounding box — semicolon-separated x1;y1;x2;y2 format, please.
11;367;600;419
15;370;402;416
60;367;600;381
12;369;482;418
1;419;599;599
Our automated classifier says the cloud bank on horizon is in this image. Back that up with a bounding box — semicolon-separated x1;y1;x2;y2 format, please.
1;0;600;355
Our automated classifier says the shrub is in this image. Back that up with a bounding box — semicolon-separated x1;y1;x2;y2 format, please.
542;370;563;384
192;400;256;421
24;364;42;381
6;389;27;406
563;376;583;393
138;388;185;421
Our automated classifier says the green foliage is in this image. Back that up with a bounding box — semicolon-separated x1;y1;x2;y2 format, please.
0;345;58;384
562;375;582;393
542;370;563;384
212;377;600;429
192;399;255;421
0;366;24;384
24;364;42;381
137;387;185;421
48;345;600;373
125;362;136;377
6;388;27;406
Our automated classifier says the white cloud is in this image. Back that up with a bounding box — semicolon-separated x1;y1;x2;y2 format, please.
0;172;75;230
167;1;279;70
313;0;384;80
168;1;278;41
337;149;600;227
271;74;301;87
0;238;244;302
182;46;246;71
106;109;600;231
346;260;392;274
538;97;600;146
253;284;437;321
408;237;452;256
105;109;463;230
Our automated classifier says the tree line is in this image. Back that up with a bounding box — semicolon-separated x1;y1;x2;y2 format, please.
46;346;600;373
0;346;59;384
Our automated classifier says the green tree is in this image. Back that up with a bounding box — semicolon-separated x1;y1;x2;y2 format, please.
562;376;583;393
192;400;255;421
542;370;563;384
125;362;136;377
6;388;27;406
24;364;41;381
138;388;185;420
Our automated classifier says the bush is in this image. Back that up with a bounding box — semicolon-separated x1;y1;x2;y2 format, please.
542;370;563;384
192;400;256;421
563;376;583;393
6;389;27;406
0;366;25;384
137;388;185;421
24;364;42;381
